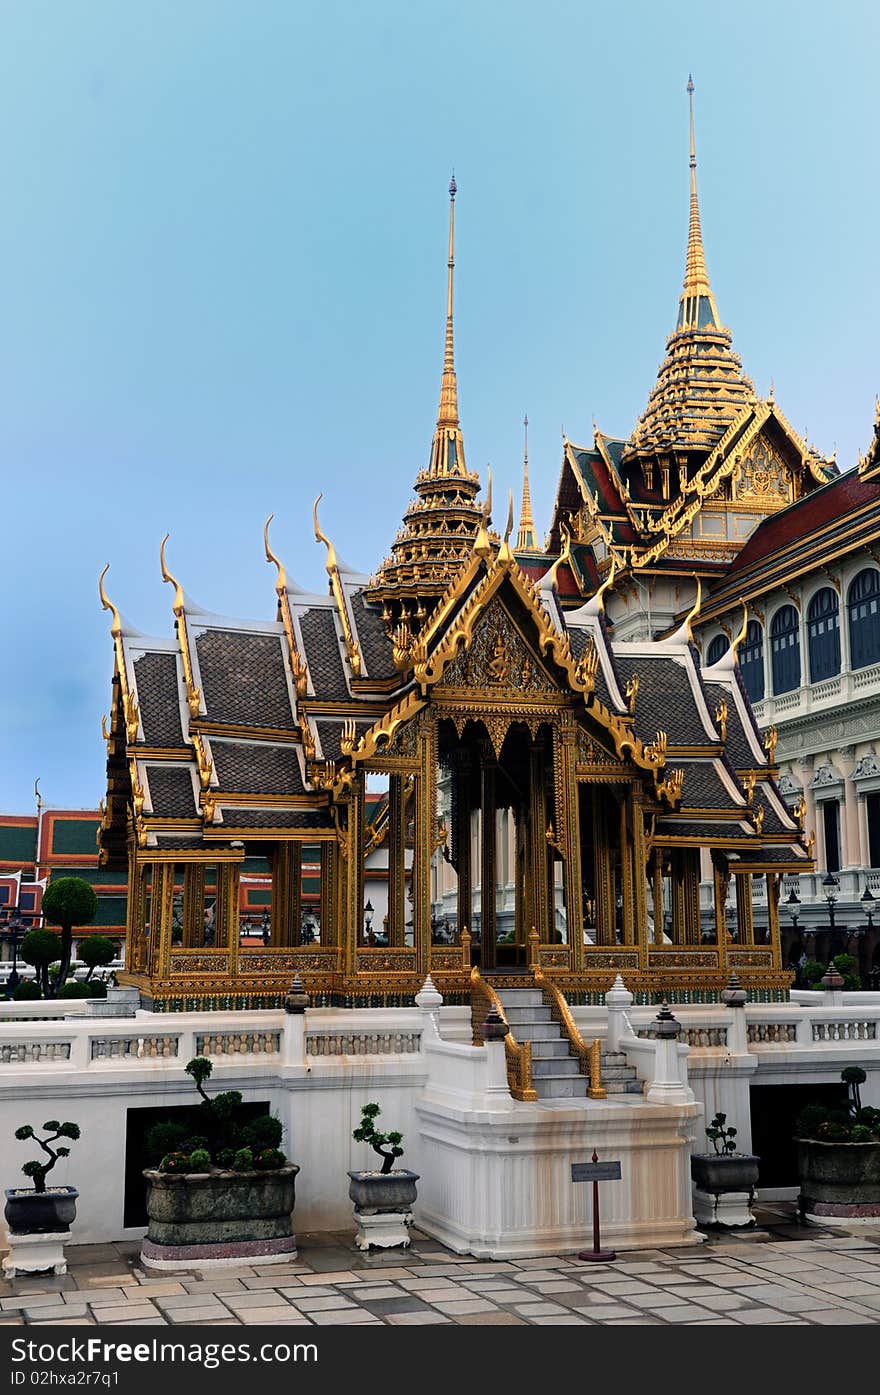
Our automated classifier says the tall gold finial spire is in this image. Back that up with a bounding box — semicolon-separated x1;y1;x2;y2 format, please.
679;76;719;329
517;414;538;550
429;175;466;474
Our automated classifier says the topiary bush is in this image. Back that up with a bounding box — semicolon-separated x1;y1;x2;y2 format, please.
11;980;42;1001
59;980;107;999
352;1101;404;1174
20;929;62;998
41;877;98;992
78;936;117;981
14;1120;81;1193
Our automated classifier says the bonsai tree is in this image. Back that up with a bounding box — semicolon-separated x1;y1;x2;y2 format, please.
14;1120;81;1193
705;1111;738;1156
353;1102;404;1174
796;1067;880;1142
145;1057;285;1174
20;928;62;999
843;1065;867;1114
78;935;117;981
42;878;98;989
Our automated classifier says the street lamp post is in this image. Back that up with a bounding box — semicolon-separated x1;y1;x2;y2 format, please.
1;908;27;998
861;882;875;932
364;899;374;942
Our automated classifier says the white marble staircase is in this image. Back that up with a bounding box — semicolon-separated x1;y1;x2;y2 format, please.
495;988;642;1100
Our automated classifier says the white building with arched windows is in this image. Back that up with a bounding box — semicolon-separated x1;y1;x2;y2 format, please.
695;445;880;974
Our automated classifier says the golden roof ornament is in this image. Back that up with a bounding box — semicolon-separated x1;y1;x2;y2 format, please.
516;414;538;551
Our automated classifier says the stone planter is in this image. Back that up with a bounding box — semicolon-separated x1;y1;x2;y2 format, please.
3;1187;79;1278
348;1169;419;1250
141;1166;299;1269
796;1139;880;1221
690;1154;759;1229
4;1186;78;1234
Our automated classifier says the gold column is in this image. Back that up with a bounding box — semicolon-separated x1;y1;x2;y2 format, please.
767;871;782;966
344;779;365;975
712;855;727;954
320;842;333;945
735;872;755;945
619;797;636;946
594;788;614;945
290;844;303;945
632;800;649;968
560;726;584;970
455;755;473;942
683;850;700;946
389;773;407;948
670;851;687;944
155;862;175;978
530;740;551;943
652;847;664;946
182;864;205;947
270;844;301;947
480;750;497;968
413;721;433;976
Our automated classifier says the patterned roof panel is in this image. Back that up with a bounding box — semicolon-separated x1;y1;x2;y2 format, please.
195;630;295;729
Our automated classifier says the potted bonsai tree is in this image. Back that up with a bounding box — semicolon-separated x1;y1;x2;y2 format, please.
690;1111;760;1229
795;1066;880;1223
141;1056;299;1270
348;1101;419;1250
3;1119;81;1277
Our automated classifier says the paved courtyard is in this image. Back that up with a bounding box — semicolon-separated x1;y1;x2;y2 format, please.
4;1206;880;1326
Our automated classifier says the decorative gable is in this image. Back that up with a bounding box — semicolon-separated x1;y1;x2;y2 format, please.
434;597;559;697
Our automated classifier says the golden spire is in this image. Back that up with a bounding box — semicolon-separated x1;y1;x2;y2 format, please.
429;175;467;475
516;414;538;550
680;76;720;329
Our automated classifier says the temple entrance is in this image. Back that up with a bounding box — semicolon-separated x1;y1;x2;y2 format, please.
434;717;558;971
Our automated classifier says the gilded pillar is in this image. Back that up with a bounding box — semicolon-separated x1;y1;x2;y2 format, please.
343;780;365;976
183;863;205;947
767;872;782;967
652;847;664;946
389;773;407;947
670;851;687;944
155;862;176;978
455;754;473;940
619;797;636;946
270;844;301;947
682;849;700;946
594;787;614;946
529;740;551;943
560;724;584;968
632;800;649;967
480;750;497;968
319;842;334;945
413;722;433;977
735;871;755;945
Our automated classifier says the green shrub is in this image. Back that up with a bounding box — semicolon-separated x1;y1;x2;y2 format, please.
851;1125;874;1143
42;877;98;988
253;1148;285;1171
158;1151;192;1174
11;980;42;1001
78;936;116;980
146;1121;189;1162
242;1115;283;1152
59;980;107;999
146;1058;287;1173
20;929;62;997
233;1147;254;1172
188;1149;212;1171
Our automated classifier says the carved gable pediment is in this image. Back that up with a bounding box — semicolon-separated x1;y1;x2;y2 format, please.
733;432;791;508
434;597;559;697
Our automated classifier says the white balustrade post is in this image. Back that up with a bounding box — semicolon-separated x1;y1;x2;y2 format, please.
415;975;443;1046
282;975;308;1068
645;1003;694;1105
482;1007;514;1110
605;973;634;1052
720;972;749;1055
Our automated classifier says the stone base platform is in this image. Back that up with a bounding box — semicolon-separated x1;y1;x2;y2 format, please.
140;1234;298;1271
692;1187;756;1229
353;1209;414;1251
2;1230;68;1277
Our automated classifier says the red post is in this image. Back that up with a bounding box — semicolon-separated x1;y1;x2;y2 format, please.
578;1149;617;1262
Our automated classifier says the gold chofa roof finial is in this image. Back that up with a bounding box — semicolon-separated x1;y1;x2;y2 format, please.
517;413;538;550
684;574;702;640
429;174;467;476
159;534;186;618
680;76;720;330
98;564;122;640
263;514;288;594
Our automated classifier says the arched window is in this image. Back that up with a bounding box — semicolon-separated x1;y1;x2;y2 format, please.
848;569;880;671
706;634;727;667
739;620;765;703
770;605;801;695
807;588;841;682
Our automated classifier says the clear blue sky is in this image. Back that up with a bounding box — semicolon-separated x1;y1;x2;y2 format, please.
1;0;878;811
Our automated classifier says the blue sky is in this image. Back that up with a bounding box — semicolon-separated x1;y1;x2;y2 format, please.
1;0;878;810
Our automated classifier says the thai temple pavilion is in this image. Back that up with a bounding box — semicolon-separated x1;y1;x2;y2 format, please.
98;84;811;1012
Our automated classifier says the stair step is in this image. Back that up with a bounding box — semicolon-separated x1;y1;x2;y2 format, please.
601;1065;639;1082
503;1006;554;1024
601;1052;629;1065
604;1079;645;1094
496;989;545;1007
529;1039;573;1059
534;1075;589;1099
510;1023;567;1043
532;1057;581;1078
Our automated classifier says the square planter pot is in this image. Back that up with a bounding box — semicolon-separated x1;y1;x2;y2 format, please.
690;1154;760;1229
141;1166;299;1269
3;1187;79;1278
796;1139;880;1220
348;1170;419;1250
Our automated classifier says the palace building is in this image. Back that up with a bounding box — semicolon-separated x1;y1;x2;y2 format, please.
98;87;812;1014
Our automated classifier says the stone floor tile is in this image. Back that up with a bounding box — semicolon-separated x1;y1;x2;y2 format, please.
345;1285;403;1300
292;1296;358;1312
157;1290;231;1309
308;1310;382;1325
348;1266;414;1281
2;1294;62;1311
653;1304;725;1322
450;1311;527;1324
164;1305;234;1324
814;1279;880;1297
509;1301;570;1317
29;1317;97;1326
181;1279;247;1295
24;1303;89;1321
294;1270;364;1286
359;1297;431;1316
584;1281;659;1297
399;1287;466;1302
601;1318;663;1325
94;1304;164;1323
529;1314;591;1324
522;1280;583;1294
687;1292;762;1311
460;1286;526;1301
625;1291;710;1310
225;1291;294;1308
510;1269;571;1283
385;1311;453;1325
804;1308;879;1325
730;1309;805;1324
429;1299;500;1315
565;1302;639;1319
236;1309;313;1325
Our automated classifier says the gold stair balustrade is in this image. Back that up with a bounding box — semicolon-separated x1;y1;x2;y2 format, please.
534;968;607;1100
470;965;537;1102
